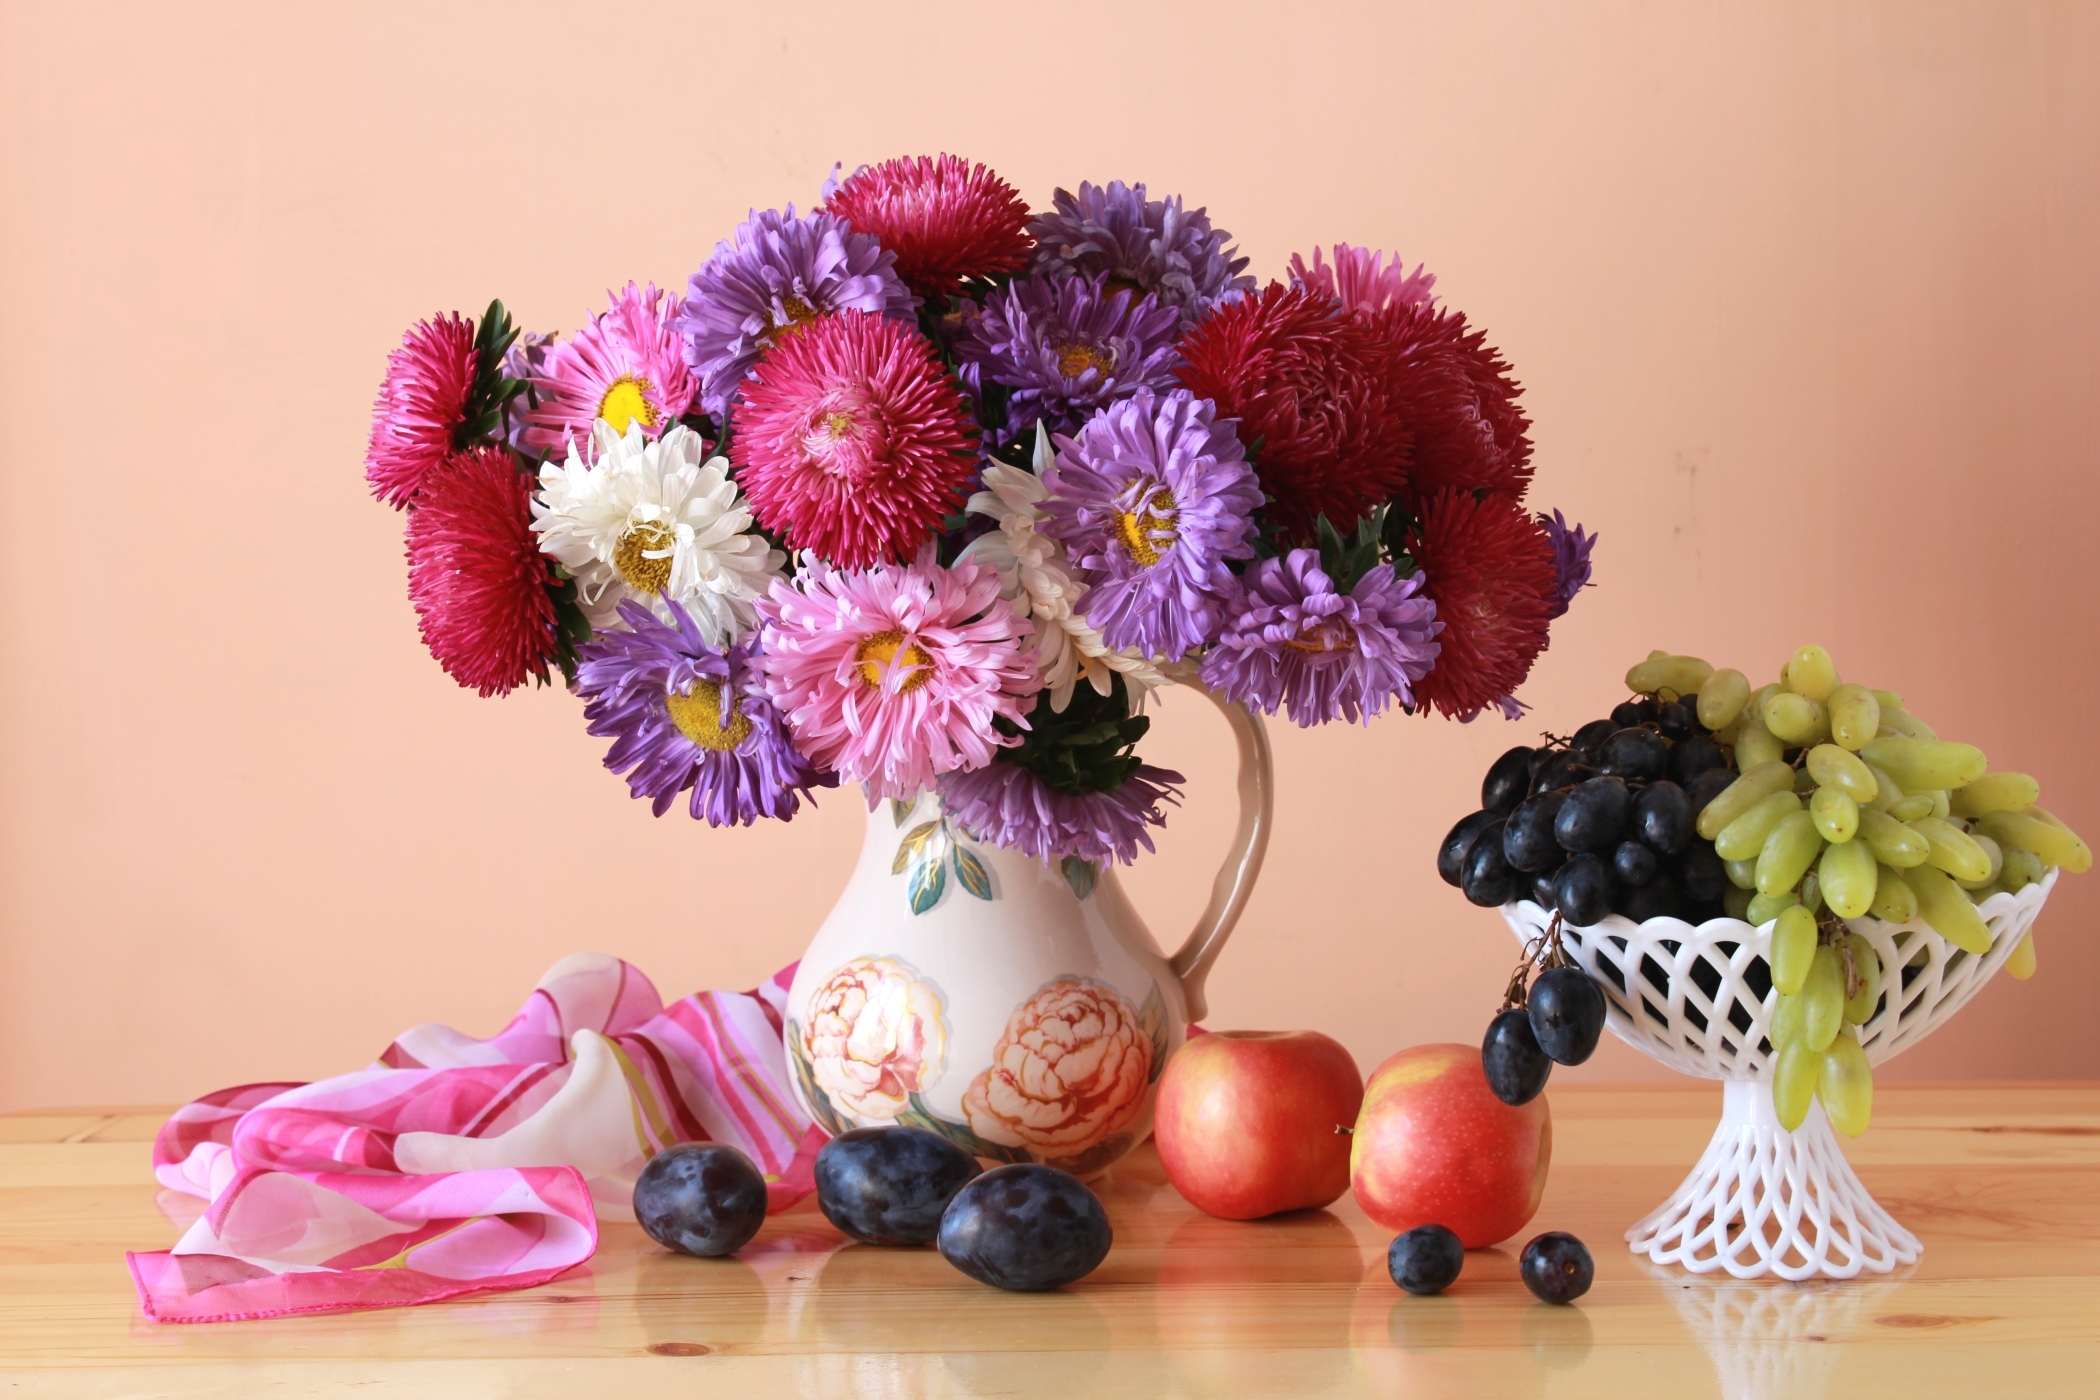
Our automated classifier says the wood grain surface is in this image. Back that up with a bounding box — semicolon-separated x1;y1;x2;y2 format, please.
2;1084;2095;1398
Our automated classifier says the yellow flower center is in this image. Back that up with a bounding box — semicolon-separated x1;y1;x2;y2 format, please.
597;376;657;436
856;630;933;692
772;293;820;342
1285;620;1358;654
1115;494;1178;569
1056;343;1115;381
665;680;751;752
614;521;676;593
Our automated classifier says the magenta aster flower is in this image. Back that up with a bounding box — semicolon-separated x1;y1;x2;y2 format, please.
366;312;478;508
958;274;1184;444
1026;182;1254;329
825;154;1034;302
405;445;561;697
1287;244;1437;317
756;550;1038;802
940;761;1184;867
574;597;829;824
516;283;700;457
730;311;979;568
1039;387;1262;661
1199;550;1443;727
674;206;916;417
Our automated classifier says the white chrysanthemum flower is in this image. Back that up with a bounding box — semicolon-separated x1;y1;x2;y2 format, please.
533;420;784;645
960;425;1167;711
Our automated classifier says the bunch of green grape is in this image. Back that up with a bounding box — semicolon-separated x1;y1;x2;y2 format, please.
1626;644;2091;1137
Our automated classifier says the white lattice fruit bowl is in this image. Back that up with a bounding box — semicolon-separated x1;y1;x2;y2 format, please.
1504;870;2056;1281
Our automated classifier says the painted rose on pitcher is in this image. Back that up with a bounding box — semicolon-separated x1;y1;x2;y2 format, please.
963;978;1152;1157
803;956;948;1121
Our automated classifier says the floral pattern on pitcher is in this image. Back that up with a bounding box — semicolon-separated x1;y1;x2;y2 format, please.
792;956;948;1125
962;978;1156;1162
890;798;995;914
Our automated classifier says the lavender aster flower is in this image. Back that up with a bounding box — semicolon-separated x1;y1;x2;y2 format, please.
575;597;831;825
940;760;1184;867
959;274;1184;444
1040;387;1262;661
673;206;917;417
1026;182;1255;329
1540;509;1598;619
1200;550;1444;727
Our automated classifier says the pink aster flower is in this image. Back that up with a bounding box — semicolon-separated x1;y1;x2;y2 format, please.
516;283;700;457
825;154;1034;302
1287;244;1437;318
366;312;478;508
731;311;979;568
756;549;1038;802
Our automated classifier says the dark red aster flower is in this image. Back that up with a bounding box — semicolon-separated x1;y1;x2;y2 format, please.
826;154;1034;303
1175;283;1412;540
1376;304;1533;506
1407;489;1556;719
406;445;560;697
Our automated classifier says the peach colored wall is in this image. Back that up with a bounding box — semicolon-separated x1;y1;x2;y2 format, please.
2;0;2095;1111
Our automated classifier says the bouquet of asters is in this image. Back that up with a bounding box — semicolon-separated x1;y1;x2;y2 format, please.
363;154;1596;868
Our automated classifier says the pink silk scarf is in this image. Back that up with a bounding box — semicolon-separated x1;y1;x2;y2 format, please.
128;954;823;1323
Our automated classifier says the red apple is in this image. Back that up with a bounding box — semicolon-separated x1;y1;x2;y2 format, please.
1155;1030;1365;1220
1350;1042;1550;1248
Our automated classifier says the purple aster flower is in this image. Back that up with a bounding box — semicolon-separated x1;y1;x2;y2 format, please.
574;597;831;825
1026;182;1255;329
673;205;917;417
940;760;1185;867
1040;387;1263;661
1540;509;1598;619
959;274;1184;445
1200;550;1444;727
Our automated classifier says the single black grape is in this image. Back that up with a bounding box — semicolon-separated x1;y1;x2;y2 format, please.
634;1142;768;1258
1530;749;1596;796
1388;1224;1466;1295
1502;792;1570;873
1610;698;1658;729
938;1164;1112;1291
1437;810;1500;888
1569;719;1620;757
1482;746;1537;814
1461;820;1518;906
1615;868;1688;923
1528;967;1608;1065
1613;840;1657;887
1676;844;1730;903
1633;781;1693;854
1552;852;1618;926
1519;1232;1594;1305
814;1126;982;1247
1553;777;1631;854
1656;699;1696;740
1684;767;1736;820
1531;872;1560;910
1483;1008;1553;1105
1527;746;1560;781
1597;728;1670;783
1669;734;1728;786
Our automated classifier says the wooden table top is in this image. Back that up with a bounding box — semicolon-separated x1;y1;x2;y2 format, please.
3;1083;2096;1398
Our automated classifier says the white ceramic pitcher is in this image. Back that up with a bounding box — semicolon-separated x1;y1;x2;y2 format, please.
782;686;1272;1177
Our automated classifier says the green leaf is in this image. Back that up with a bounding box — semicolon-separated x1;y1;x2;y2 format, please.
892;820;940;875
954;845;993;901
890;798;914;828
1137;984;1170;1083
785;1020;852;1137
898;1095;1030;1163
1062;856;1097;901
908;852;947;914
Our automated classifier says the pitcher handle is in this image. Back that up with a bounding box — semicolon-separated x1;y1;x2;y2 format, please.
1168;685;1274;1023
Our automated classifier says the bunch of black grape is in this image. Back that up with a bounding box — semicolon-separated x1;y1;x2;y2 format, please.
1438;695;1738;925
1481;927;1607;1105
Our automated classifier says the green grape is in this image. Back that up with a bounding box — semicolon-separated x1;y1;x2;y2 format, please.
1870;862;1919;922
1793;766;1819;795
2006;930;2037;980
1889;794;1936;821
1716;791;1804;860
1764;692;1831;747
1806;744;1878;803
1734;719;1786;771
1725;857;1759;890
1859;808;1930;867
1810;786;1860;843
1746;681;1784;725
1861;737;1988;791
1724;885;1755;920
1819;1034;1874;1137
1976;808;2093;873
1841;933;1882;1023
1696;761;1797;840
1771;1036;1820;1131
1627;653;1714;698
1697;667;1752;730
1745;889;1801;925
1769;985;1806;1045
1870;688;1904;710
1931;788;1951;820
1950;772;2042;819
1909;816;1992;883
1785;644;1840;702
1862;763;1905;813
1902;864;1993;953
1800;869;1825;913
1819;838;1877;918
1954;832;2004;892
1884;706;1939;742
1756;810;1825;895
1770;905;1818;995
1826;683;1880;752
1801;945;1844;1052
1999;845;2044;894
